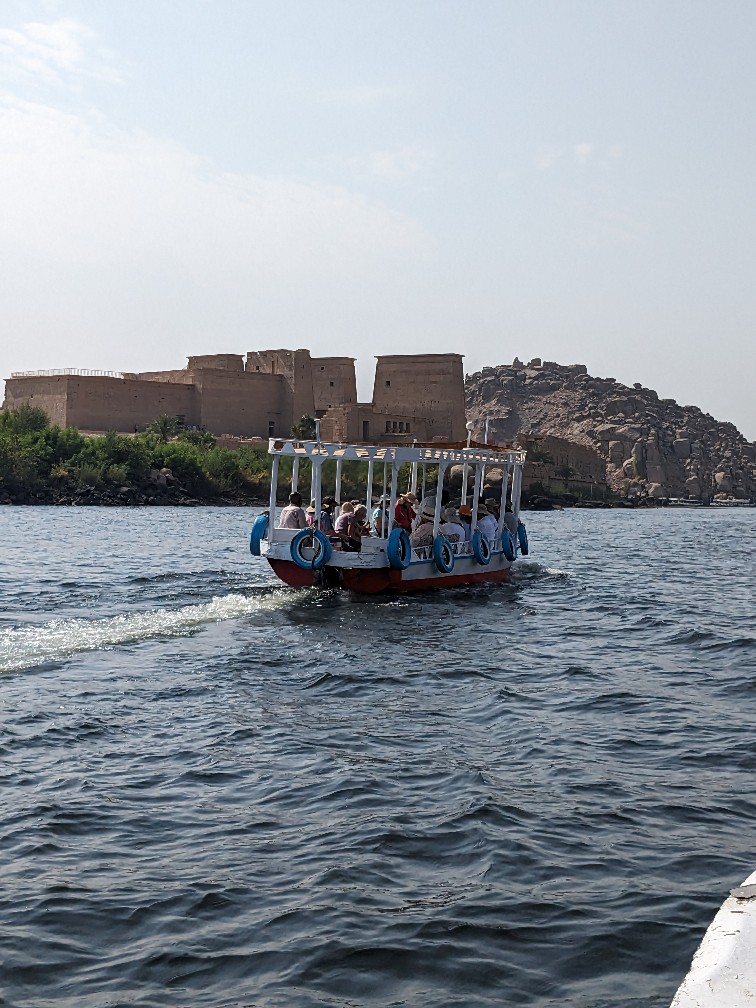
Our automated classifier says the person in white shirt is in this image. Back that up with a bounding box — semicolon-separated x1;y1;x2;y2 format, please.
278;492;308;529
409;497;437;549
440;507;466;545
476;505;498;542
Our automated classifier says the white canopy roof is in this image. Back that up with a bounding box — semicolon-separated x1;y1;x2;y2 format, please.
268;438;526;467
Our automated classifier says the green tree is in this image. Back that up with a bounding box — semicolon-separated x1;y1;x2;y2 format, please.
291;415;317;440
0;402;50;435
527;444;554;464
178;429;216;450
147;414;180;444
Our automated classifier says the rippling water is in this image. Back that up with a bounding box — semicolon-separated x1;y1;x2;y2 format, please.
1;506;754;1007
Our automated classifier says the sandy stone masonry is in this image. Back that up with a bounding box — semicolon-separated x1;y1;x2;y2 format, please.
4;351;467;445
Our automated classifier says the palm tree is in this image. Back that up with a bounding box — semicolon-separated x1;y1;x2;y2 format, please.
147;414;180;444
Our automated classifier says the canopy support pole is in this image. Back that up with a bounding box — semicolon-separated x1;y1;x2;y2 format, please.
496;463;512;540
268;455;280;545
471;465;482;534
388;463;399;536
335;459;342;513
433;463;446;538
366;459;374;514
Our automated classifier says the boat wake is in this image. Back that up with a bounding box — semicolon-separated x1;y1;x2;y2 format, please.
0;589;297;673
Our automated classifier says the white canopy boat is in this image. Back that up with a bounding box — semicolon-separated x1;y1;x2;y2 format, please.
671;870;756;1007
249;437;528;593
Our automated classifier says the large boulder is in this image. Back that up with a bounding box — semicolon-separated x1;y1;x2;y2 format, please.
646;464;666;485
673;438;691;458
714;471;733;493
685;476;702;496
608;440;625;464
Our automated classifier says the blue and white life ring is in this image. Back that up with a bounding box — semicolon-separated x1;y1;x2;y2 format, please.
249;513;269;555
290;529;332;570
433;535;455;574
517;521;529;556
471;529;491;566
501;530;516;562
387;527;412;569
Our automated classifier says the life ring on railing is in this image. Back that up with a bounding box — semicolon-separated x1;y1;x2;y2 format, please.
249;513;269;555
387;527;412;569
432;535;455;574
517;521;529;556
290;529;332;570
501;531;516;562
471;529;491;566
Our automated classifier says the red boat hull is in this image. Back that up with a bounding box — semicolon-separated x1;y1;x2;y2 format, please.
268;558;513;594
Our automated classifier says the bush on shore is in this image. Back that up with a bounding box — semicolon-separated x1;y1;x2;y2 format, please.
0;407;274;504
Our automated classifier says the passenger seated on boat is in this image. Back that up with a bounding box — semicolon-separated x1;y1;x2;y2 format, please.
394;493;417;532
334;501;362;552
441;507;466;545
503;501;518;537
305;501;316;527
353;504;371;537
409;497;437;550
484;498;501;521
476;504;498;542
278;492;308;529
457;504;473;542
371;495;389;535
320;497;336;534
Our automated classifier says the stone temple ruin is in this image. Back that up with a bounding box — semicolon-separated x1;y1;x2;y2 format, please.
3;351;467;445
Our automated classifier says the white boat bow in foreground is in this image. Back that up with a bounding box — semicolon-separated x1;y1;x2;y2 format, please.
671;870;756;1007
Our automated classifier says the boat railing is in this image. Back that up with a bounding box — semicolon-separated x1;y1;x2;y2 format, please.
268;437;526;467
265;435;527;554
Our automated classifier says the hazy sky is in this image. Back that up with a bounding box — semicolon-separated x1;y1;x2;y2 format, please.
1;0;754;438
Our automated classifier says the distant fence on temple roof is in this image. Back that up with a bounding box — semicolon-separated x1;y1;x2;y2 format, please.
10;369;125;378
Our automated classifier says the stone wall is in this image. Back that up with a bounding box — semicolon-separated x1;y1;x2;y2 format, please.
373;354;466;441
245;349;315;426
5;349;473;446
319;403;430;444
67;376;198;432
3;375;70;427
192;369;288;438
187;354;244;372
311;357;357;415
2;374;198;432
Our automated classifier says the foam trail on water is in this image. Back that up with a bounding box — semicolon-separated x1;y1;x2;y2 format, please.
0;591;295;673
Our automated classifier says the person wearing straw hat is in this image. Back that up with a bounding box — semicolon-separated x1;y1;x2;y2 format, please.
441;506;466;544
319;497;336;534
457;503;473;542
476;502;498;542
394;492;417;533
484;498;501;521
409;496;439;549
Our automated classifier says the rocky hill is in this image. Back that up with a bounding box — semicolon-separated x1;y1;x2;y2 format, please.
465;358;756;501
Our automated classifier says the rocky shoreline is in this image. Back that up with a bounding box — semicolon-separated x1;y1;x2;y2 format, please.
2;484;727;511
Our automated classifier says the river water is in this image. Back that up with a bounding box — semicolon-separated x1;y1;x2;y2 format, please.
1;506;754;1007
